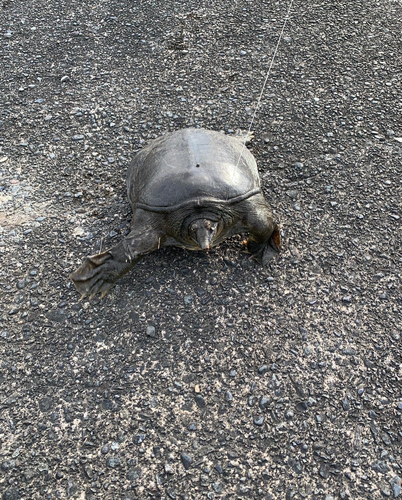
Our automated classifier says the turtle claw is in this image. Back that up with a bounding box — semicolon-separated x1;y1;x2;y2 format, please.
70;250;122;300
247;228;281;265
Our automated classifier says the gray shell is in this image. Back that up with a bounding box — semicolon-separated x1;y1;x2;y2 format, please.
127;128;261;213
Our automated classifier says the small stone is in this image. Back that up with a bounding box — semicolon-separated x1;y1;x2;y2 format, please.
259;396;270;409
224;390;233;402
286;190;298;199
319;464;330;479
342;397;350;411
72;134;84;141
296;402;308;412
253;416;264;426
215;464;223;474
381;432;392;446
195;395;206;409
184;295;193;306
258;365;268;375
127;467;142;481
146;325;157;338
2;488;20;500
39;397;53;412
391;476;401;498
133;434;146;444
248;396;256;407
17;279;26;289
61;75;70;82
106;457;121;468
101;445;109;454
290;459;303;475
1;460;16;471
213;482;223;494
165;464;174;474
180;453;192;470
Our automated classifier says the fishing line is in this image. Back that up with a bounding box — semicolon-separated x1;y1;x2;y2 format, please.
233;0;295;178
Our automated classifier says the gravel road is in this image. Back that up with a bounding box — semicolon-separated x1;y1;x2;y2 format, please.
1;0;401;499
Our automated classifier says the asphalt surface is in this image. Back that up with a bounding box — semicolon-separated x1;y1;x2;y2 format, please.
1;0;401;499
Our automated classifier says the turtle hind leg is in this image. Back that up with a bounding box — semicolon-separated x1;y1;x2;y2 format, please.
70;228;164;299
240;193;281;265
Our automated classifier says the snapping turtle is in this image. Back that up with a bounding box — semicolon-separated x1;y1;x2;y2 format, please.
70;128;280;298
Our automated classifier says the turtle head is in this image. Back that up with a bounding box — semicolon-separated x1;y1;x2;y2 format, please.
189;218;218;250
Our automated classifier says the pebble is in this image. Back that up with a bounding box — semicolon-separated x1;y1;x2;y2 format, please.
184;295;193;305
106;457;121;468
195;395;206;408
180;453;192;470
253;416;264;426
296;402;308;412
101;444;109;454
146;325;157;338
248;396;256;407
133;434;146;444
214;464;222;474
72;134;84;141
2;488;20;500
39;396;53;412
259;396;270;409
127;467;142;481
319;464;330;479
342;397;350;411
391;476;401;498
224;390;233;402
60;75;70;82
1;460;16;471
213;482;223;493
258;365;269;375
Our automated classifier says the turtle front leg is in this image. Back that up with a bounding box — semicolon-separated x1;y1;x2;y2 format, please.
242;193;281;265
70;228;164;299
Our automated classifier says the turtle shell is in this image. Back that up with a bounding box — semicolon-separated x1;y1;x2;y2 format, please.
127;128;261;213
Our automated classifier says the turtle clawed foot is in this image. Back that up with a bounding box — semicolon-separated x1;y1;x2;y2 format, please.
247;228;281;266
236;129;254;144
70;251;119;300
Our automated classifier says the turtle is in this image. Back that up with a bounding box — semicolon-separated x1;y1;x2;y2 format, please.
70;128;280;299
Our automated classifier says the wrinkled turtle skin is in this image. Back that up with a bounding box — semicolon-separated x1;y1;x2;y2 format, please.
70;128;280;298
